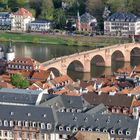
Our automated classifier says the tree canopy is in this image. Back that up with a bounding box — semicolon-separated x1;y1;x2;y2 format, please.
11;74;30;89
0;0;140;28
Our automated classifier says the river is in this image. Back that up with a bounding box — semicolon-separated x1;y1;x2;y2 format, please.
1;42;140;81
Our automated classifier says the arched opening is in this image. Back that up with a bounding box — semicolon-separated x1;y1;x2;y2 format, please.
47;67;60;77
90;55;105;78
130;47;140;67
67;60;84;81
111;50;125;72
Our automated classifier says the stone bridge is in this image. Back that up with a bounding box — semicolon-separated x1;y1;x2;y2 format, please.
40;43;140;75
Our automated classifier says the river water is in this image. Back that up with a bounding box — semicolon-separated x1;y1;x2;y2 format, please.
2;42;140;81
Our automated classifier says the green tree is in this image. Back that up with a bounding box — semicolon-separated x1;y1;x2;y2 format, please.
11;74;29;89
8;0;29;11
40;0;54;20
54;8;66;29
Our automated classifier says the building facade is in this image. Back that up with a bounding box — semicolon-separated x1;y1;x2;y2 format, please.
0;12;12;30
76;12;97;32
29;20;52;32
11;8;35;32
104;12;140;36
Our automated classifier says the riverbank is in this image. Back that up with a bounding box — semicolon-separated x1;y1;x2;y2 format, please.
0;32;131;47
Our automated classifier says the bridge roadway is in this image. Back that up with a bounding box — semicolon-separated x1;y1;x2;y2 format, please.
40;43;140;75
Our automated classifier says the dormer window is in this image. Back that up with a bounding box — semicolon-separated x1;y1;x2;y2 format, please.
47;123;52;130
73;127;78;132
81;127;85;131
126;130;131;136
111;129;115;134
41;123;45;129
88;128;92;131
43;114;47;118
10;112;14;116
27;113;31;117
4;120;8;127
96;128;100;132
59;126;63;131
10;121;14;127
32;122;36;128
118;129;123;135
25;121;29;127
66;126;71;131
103;129;108;133
0;120;2;126
18;121;22;127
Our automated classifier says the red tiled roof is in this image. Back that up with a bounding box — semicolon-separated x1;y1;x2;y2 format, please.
31;70;51;82
13;8;33;17
0;74;11;82
0;82;15;88
8;57;39;66
51;75;73;85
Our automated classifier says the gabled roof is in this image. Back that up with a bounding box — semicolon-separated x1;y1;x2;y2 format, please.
50;75;73;85
80;12;96;23
106;12;140;22
55;111;138;138
13;8;33;17
39;95;84;110
82;92;134;108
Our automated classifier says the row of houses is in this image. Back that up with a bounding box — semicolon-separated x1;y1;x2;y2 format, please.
77;12;140;36
0;8;51;32
0;87;139;140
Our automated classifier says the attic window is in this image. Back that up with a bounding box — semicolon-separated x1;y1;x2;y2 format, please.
47;123;52;130
84;117;88;122
111;129;115;134
103;129;108;133
118;130;123;135
81;127;85;131
10;112;14;116
88;128;92;131
4;120;8;127
73;127;78;132
96;128;100;132
126;131;131;135
66;126;71;131
27;113;31;117
59;126;63;131
73;117;77;121
43;114;47;118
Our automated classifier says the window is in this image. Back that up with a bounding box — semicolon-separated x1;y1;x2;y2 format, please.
118;130;123;135
4;120;8;127
97;138;100;140
111;129;115;134
18;121;21;127
126;131;131;135
47;123;52;130
66;127;71;131
73;127;78;132
59;126;63;131
81;127;85;131
0;120;2;126
32;122;36;128
41;123;45;129
3;131;7;137
10;121;14;127
25;121;29;127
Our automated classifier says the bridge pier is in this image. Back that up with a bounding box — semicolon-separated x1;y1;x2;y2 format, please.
83;61;91;72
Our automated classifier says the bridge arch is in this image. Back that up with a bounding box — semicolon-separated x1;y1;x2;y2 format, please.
47;67;60;77
91;55;105;66
130;47;140;66
67;60;84;73
111;50;125;72
111;50;125;62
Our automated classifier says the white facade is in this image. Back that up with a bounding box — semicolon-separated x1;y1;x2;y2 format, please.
11;8;35;32
29;20;51;32
0;12;12;30
104;13;140;36
6;52;15;62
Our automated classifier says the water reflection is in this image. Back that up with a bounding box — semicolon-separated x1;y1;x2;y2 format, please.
0;42;140;81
